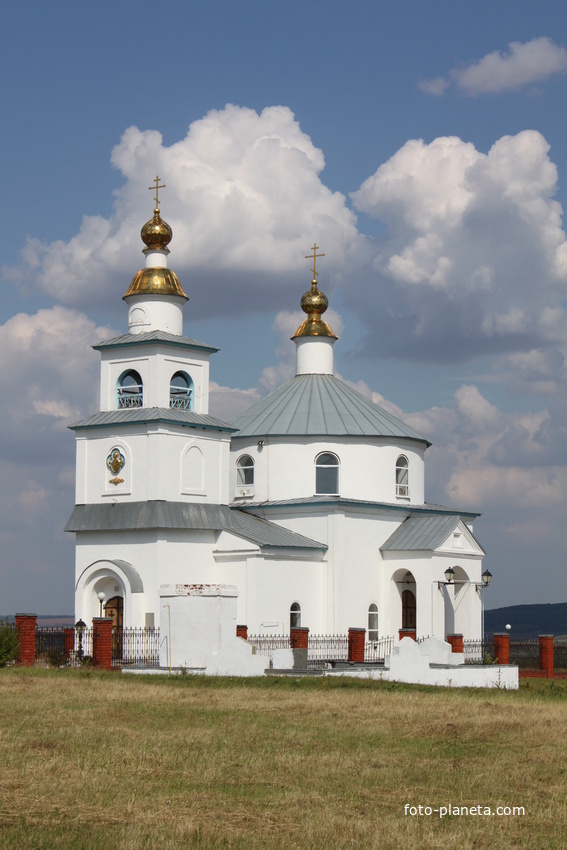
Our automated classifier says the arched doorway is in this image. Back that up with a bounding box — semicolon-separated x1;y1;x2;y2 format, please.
402;589;416;629
104;596;123;659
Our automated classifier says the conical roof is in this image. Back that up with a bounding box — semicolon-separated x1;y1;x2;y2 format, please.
230;373;431;444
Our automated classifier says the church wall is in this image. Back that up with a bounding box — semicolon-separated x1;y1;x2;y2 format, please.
242;506;408;635
231;436;425;505
77;426;231;505
75;528;224;629
215;553;327;635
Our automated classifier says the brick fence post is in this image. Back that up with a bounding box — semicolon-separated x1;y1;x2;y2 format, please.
290;626;309;650
92;618;113;670
236;624;248;641
493;633;510;664
446;633;464;654
15;614;37;666
399;628;416;641
63;627;75;660
539;635;554;678
348;627;366;663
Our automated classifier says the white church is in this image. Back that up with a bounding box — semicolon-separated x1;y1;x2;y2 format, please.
67;187;490;645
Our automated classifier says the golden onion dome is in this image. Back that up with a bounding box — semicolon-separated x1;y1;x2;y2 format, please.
141;207;173;251
291;278;338;339
123;267;188;301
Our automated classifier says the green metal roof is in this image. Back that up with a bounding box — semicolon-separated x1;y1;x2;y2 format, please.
380;513;485;553
65;501;326;551
93;330;219;353
69;408;237;432
230;374;431;444
237;496;480;520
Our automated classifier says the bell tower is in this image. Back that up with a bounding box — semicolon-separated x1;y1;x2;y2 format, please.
68;180;237;629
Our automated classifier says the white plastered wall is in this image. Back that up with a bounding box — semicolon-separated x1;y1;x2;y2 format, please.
76;425;231;504
230;436;426;505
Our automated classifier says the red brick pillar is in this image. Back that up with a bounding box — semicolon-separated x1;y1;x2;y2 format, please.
92;618;113;670
15;614;37;666
539;635;554;678
446;634;464;653
493;633;510;664
348;628;366;663
399;628;416;641
63;627;75;660
236;624;248;640
290;626;309;650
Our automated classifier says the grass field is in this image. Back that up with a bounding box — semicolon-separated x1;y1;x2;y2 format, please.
0;669;566;849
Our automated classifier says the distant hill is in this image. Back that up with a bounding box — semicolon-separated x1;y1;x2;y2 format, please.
484;603;567;639
1;615;74;627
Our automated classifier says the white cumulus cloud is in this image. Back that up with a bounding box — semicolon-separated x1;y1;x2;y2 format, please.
419;37;567;96
7;105;361;319
351;130;567;362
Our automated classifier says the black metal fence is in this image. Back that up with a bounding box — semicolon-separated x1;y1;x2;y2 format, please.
464;638;567;670
463;640;494;664
247;633;394;667
31;626;160;668
112;628;160;668
554;641;567;670
509;639;540;670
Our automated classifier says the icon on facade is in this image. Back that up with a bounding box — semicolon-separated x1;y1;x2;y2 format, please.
107;448;125;484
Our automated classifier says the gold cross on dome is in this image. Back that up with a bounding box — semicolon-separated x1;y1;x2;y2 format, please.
305;243;325;278
149;175;166;208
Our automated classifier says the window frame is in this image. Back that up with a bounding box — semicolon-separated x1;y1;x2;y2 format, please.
315;451;340;496
368;603;378;642
235;454;255;496
290;602;301;630
395;455;409;499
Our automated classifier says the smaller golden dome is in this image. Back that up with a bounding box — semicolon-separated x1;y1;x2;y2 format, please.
141;207;173;251
123;267;188;301
292;278;338;340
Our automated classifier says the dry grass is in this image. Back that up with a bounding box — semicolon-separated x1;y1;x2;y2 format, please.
0;669;566;849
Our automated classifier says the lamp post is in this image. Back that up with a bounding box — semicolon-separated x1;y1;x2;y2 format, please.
97;591;106;617
75;619;86;662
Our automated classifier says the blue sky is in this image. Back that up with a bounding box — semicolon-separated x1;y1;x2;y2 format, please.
1;1;566;615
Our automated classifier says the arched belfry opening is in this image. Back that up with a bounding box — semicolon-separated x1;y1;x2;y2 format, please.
117;370;143;408
170;371;193;410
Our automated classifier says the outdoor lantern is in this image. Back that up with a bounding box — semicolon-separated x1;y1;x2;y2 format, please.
97;591;106;617
482;569;493;587
444;566;455;584
75;618;86;661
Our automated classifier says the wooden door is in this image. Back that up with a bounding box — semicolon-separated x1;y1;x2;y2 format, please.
105;596;123;659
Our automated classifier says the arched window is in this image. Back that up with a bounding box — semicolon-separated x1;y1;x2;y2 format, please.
402;589;416;629
170;371;193;410
236;455;254;496
396;455;409;498
290;602;301;629
117;370;143;409
315;452;339;495
368;604;378;642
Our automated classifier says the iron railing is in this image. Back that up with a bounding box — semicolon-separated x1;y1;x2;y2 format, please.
111;628;160;668
247;633;394;666
307;634;349;664
247;634;292;656
463;638;567;670
463;640;494;664
31;626;160;668
554;641;567;670
365;636;394;662
509;639;540;670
